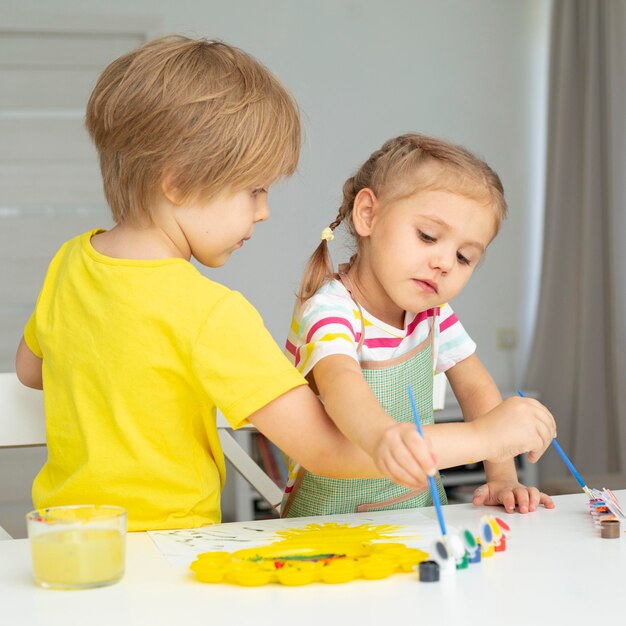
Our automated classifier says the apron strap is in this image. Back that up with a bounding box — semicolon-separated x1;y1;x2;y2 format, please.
337;263;366;353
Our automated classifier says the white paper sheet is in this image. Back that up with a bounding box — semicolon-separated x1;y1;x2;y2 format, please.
148;509;449;568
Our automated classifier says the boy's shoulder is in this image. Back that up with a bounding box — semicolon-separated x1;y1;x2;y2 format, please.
57;228;238;306
52;229;94;257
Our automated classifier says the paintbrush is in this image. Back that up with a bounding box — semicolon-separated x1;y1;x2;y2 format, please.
408;385;447;538
517;390;592;499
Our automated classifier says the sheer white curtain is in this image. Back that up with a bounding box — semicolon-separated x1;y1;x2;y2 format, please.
526;0;626;482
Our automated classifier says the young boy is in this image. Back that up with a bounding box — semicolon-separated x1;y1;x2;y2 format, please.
15;35;437;531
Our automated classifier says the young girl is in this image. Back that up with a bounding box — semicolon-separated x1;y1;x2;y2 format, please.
282;133;556;517
14;38;440;531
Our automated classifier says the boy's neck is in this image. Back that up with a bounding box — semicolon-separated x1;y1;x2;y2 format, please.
90;222;190;261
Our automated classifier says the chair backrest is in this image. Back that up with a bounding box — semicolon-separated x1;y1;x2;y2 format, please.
433;373;447;412
216;414;284;514
0;373;46;538
0;372;46;448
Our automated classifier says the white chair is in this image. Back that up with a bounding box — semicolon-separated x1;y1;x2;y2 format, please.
216;416;284;514
433;372;447;412
0;372;282;538
0;372;46;539
0;372;46;450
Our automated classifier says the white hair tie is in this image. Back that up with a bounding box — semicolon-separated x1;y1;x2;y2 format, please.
320;227;335;242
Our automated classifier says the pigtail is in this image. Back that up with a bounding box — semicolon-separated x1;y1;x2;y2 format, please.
297;240;334;302
297;176;359;302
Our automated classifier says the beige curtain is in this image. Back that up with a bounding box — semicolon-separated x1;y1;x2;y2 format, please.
526;0;626;481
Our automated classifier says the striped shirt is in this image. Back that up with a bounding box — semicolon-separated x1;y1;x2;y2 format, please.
285;279;476;376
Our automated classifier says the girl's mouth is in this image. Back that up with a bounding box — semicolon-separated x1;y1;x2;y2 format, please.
415;279;438;294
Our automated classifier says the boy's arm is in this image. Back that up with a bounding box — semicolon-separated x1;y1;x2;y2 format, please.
445;354;555;512
248;383;430;489
15;337;43;390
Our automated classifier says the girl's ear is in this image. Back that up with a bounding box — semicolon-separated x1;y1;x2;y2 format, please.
352;188;379;236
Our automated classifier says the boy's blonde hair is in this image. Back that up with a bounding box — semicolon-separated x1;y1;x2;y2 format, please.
86;35;301;223
299;133;508;301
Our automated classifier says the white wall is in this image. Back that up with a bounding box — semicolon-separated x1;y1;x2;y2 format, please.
0;0;552;534
2;0;551;386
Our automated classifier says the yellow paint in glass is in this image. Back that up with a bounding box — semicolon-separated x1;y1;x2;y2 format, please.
26;504;127;589
30;529;125;588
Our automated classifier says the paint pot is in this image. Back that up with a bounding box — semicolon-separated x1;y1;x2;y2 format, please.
481;542;495;558
431;539;455;575
462;529;480;564
600;519;621;539
487;517;505;552
494;536;507;552
447;533;468;569
479;516;494;546
418;560;440;582
468;546;482;564
478;517;495;557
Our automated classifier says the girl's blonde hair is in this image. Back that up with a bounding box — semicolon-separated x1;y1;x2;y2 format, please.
298;133;507;301
86;35;301;223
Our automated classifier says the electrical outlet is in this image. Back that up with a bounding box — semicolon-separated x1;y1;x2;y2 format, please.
496;327;518;350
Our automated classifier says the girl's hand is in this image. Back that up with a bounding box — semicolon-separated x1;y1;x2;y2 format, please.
475;396;557;463
472;480;555;514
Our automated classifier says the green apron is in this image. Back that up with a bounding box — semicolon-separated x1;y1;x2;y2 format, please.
281;271;447;517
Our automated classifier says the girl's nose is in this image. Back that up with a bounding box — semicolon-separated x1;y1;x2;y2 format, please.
430;249;454;273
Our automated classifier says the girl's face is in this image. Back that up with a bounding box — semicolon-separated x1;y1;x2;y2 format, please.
173;186;270;267
351;188;498;327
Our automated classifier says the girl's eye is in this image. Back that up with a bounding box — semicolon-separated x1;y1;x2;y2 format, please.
419;230;436;243
252;187;267;196
457;252;471;266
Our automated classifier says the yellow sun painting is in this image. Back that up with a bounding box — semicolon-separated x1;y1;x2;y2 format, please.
190;522;428;586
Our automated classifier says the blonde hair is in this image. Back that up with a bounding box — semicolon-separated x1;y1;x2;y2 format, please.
86;35;301;223
299;133;508;301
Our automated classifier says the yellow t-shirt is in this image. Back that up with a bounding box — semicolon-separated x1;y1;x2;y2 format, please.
24;230;305;531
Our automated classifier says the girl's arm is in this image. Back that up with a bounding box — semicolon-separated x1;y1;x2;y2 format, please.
312;352;454;470
445;354;555;513
251;349;556;492
313;353;556;475
15;337;43;390
310;354;437;486
445;354;513;479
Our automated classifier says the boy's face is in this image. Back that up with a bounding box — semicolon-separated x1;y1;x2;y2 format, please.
353;189;497;326
173;187;270;267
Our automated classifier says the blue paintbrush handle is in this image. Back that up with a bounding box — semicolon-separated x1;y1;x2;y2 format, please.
408;385;447;537
549;438;587;489
408;386;425;439
427;475;447;536
516;390;587;491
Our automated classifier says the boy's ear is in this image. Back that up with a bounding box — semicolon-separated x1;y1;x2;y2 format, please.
161;174;184;205
352;188;379;236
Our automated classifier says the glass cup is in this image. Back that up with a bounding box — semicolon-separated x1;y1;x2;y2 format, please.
26;504;127;590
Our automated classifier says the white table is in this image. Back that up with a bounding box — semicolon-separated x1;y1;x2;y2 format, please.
1;492;624;626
